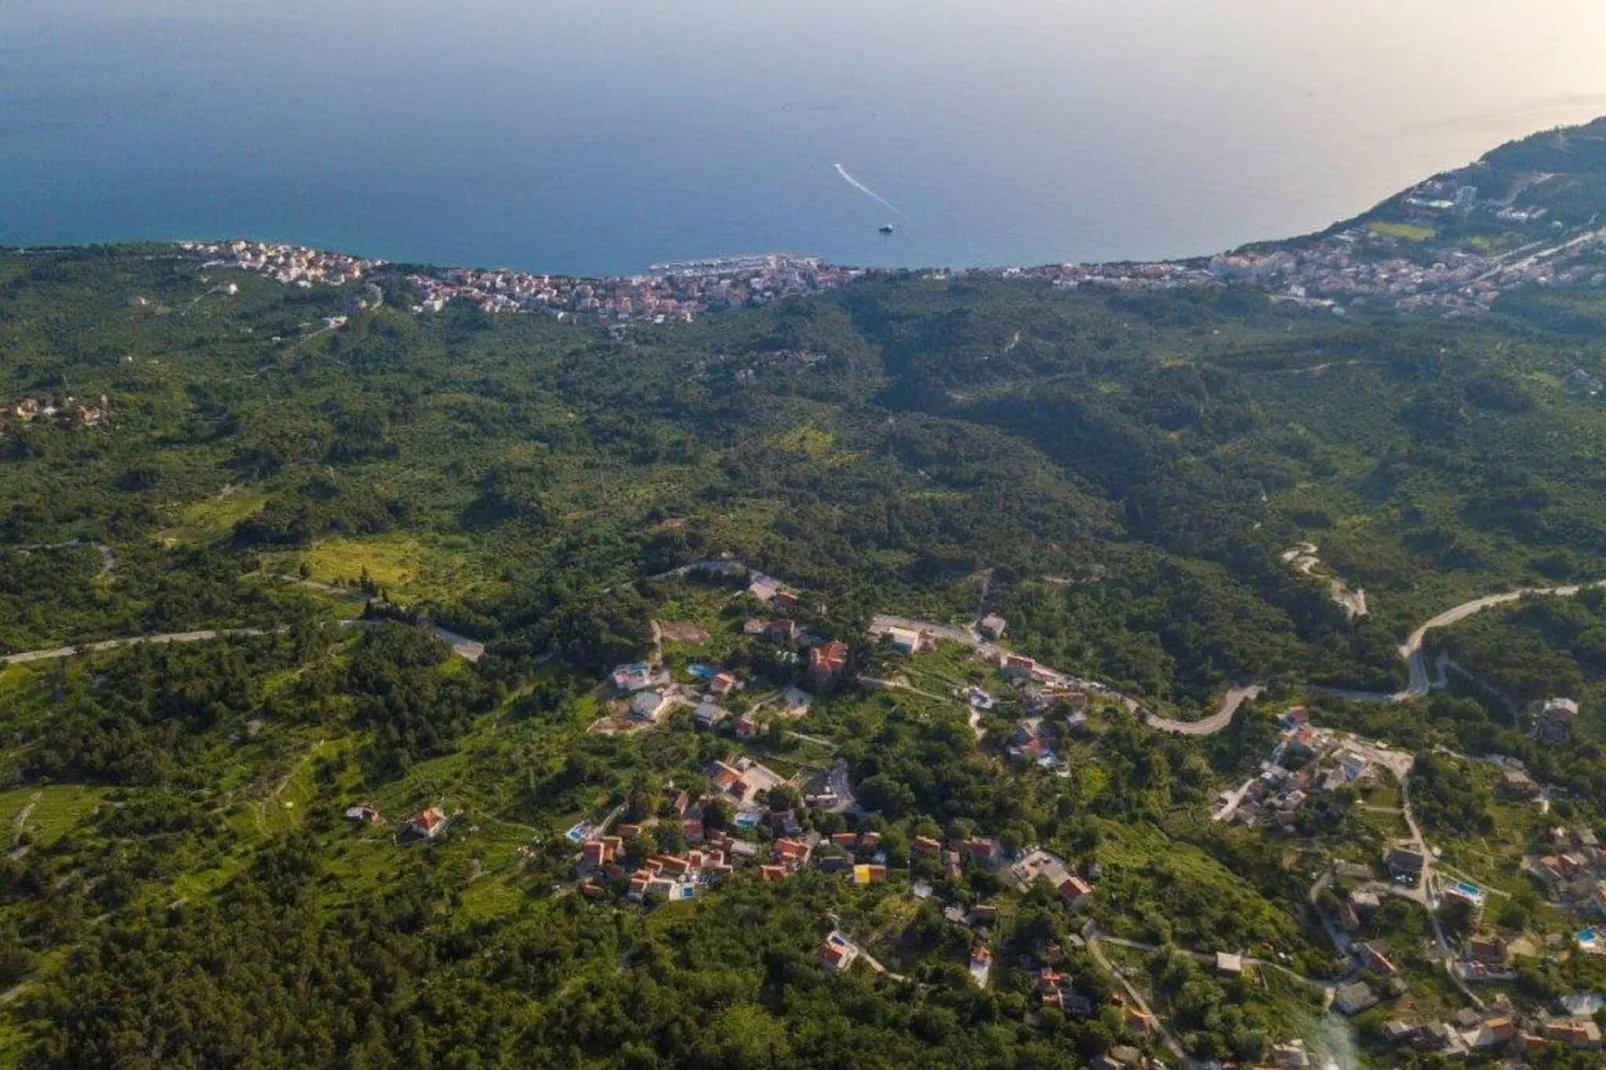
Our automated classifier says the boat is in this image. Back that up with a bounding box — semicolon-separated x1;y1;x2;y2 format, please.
879;224;895;235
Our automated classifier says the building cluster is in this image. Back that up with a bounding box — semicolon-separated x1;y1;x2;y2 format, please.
1527;823;1606;928
186;239;380;287
5;394;110;429
401;255;860;322
1003;177;1606;316
689;347;833;384
190;170;1606;331
1034;960;1158;1043
1530;696;1579;744
1006;848;1097;909
1220;707;1377;829
1380;996;1603;1057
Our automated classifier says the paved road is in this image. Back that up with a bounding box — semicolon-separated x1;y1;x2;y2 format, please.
1154;580;1606;735
1395;579;1606;699
1;627;282;665
1147;685;1264;736
1;618;484;668
1084;929;1187;1062
288;576;486;662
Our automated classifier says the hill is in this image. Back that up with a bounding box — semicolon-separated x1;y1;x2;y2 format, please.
5;124;1606;1068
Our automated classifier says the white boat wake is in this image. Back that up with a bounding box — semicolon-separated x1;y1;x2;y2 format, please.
834;163;908;219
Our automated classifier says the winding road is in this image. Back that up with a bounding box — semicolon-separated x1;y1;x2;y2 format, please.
1145;685;1264;736
1;627;282;666
1394;579;1606;700
1147;578;1606;735
0;618;484;669
7;539;116;577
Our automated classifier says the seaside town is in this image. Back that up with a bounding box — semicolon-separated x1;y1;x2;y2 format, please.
184;168;1606;327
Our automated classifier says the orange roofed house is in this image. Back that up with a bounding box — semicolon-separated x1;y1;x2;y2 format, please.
809;640;849;684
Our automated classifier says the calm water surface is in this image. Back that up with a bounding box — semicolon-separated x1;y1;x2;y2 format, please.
4;0;1606;275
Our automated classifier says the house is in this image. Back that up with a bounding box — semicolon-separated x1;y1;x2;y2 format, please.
1334;981;1379;1016
610;662;658;694
1359;942;1399;976
742;618;768;637
767;619;798;644
832;832;859;850
344;803;383;824
978;614;1007;640
1001;653;1036;679
1059;876;1094;909
1381;1021;1418;1044
734;712;760;738
1122;1006;1156;1034
405;807;447;840
1471;1017;1517;1049
758;864;787;882
655;855;693;878
1499;767;1541;799
853;863;888;885
967;837;1001;866
1386;846;1426;878
968;944;993;986
885;627;931;655
710;672;739;697
1536;697;1580;743
580;837;622;868
769;810;802;837
1468;935;1509;965
780;686;812;715
1269;1040;1311;1069
809;640;849;683
774;839;811;868
1215;951;1245;977
1543;1018;1603;1049
631;690;674;723
817;853;850;873
694;702;730;729
913;835;942;857
820;931;858;972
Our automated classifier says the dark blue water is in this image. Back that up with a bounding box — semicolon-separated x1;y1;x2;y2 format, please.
5;0;1606;276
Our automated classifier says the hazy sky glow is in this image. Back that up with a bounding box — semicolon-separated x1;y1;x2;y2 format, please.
4;0;1606;272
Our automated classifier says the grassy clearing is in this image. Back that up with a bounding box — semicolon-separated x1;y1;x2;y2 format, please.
1367;221;1436;242
158;489;272;544
0;785;107;845
771;424;857;467
298;532;492;603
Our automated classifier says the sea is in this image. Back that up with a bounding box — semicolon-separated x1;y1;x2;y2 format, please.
4;0;1606;277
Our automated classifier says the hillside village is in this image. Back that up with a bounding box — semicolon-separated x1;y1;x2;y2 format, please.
322;552;1606;1066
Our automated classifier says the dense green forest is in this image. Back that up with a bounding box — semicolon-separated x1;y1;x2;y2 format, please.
8;129;1606;1067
